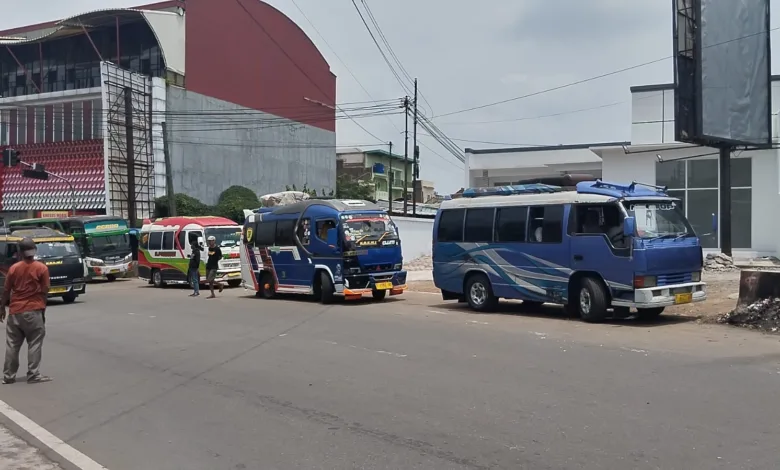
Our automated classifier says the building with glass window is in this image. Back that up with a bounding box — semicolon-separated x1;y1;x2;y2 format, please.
0;0;336;223
464;80;780;258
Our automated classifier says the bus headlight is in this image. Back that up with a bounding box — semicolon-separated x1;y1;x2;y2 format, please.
394;263;402;270
691;272;701;282
633;275;657;288
86;258;104;267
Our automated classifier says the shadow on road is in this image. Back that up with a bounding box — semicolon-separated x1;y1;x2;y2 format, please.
428;301;696;328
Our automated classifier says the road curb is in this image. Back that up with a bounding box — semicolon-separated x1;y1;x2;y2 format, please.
0;398;108;470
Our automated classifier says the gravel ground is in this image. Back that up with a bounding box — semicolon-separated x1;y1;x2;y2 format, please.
0;424;61;470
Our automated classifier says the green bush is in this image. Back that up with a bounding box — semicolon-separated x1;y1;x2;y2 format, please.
215;186;260;223
154;193;210;218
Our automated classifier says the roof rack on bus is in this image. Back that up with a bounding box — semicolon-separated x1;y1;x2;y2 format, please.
575;179;669;198
462;184;563;198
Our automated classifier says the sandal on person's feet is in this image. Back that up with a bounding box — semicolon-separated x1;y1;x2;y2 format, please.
2;377;15;384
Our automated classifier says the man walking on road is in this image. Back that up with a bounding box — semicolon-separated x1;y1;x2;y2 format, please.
1;238;52;384
188;238;202;297
206;235;223;299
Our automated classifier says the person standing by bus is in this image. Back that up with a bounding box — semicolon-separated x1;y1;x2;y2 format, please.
206;235;224;299
188;238;201;297
1;238;52;384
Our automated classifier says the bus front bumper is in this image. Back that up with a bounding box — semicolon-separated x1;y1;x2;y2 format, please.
47;281;86;297
215;270;243;283
612;282;707;308
337;270;408;296
92;262;134;279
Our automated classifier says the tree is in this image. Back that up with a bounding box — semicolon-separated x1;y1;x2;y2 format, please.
215;185;260;223
154;193;209;218
336;175;375;202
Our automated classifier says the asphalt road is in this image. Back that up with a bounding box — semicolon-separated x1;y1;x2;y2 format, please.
1;280;780;470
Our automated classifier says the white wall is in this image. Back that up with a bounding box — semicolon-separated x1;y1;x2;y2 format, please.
393;216;433;261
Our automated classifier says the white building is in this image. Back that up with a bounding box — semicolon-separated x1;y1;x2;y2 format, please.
464;80;780;258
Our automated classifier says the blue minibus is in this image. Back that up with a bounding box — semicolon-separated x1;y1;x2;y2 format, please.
432;180;706;322
240;198;407;303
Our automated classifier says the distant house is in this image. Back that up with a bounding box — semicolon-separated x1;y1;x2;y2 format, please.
336;148;413;202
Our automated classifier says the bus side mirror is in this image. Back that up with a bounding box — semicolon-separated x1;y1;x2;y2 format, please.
197;237;204;247
711;213;718;232
623;217;636;237
326;228;338;247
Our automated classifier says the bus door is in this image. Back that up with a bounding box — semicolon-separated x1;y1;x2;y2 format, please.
183;228;205;273
293;216;316;286
309;217;341;284
518;204;570;303
568;203;633;298
269;219;309;289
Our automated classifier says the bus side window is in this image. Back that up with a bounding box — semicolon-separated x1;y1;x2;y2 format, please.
275;220;296;246
296;218;311;245
529;205;564;244
0;242;7;264
177;231;186;249
148;232;162;251
464;208;494;243
437;209;465;242
6;243;18;261
495;206;528;242
254;221;275;247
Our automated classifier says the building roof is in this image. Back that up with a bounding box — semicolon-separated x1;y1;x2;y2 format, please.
464;141;631;155
0;2;186;75
0;1;182;37
336;148;409;162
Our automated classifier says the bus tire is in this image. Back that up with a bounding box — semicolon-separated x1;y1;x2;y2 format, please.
636;307;664;320
152;269;165;288
372;289;387;301
320;271;335;304
465;273;498;312
228;279;242;288
260;272;276;299
578;277;608;323
106;274;117;282
62;292;77;304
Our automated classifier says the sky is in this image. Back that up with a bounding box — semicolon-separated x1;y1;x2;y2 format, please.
2;0;778;193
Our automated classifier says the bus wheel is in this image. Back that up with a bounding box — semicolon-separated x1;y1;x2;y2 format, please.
465;273;498;312
260;273;276;299
152;270;165;288
228;279;242;288
578;277;608;323
371;289;387;301
320;271;335;304
636;307;664;320
62;293;77;304
106;274;117;282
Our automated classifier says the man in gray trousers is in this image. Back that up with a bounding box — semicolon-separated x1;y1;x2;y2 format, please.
1;237;52;384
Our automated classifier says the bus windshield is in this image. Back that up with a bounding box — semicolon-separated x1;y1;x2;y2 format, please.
206;227;242;247
622;200;695;239
90;233;130;253
341;214;399;250
36;241;80;259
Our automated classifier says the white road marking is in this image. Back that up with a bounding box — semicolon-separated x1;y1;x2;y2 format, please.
0;398;109;469
278;333;287;337
426;310;448;315
621;347;648;354
468;320;489;325
324;341;407;358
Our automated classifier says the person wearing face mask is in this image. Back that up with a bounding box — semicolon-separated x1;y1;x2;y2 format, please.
0;238;52;384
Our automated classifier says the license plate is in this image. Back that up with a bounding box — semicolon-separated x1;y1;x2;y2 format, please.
375;282;393;290
674;293;692;304
107;268;119;274
49;287;68;294
228;272;241;277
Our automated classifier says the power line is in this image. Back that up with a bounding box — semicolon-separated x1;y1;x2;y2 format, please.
287;0;402;135
436;25;780;118
232;0;385;142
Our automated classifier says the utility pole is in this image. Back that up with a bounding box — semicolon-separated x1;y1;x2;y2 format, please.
403;96;410;215
124;87;137;227
161;121;176;216
388;141;393;210
411;78;419;216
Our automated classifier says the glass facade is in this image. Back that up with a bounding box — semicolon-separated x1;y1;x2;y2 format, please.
656;157;752;249
0;21;164;98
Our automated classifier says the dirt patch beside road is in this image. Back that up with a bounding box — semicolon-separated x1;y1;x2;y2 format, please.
408;271;741;320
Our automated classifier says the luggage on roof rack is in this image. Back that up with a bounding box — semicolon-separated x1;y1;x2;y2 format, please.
462;184;563;198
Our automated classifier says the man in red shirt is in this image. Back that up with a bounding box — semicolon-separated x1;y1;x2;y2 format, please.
1;238;52;384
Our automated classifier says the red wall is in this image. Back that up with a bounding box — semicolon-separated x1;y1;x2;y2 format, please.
184;0;336;132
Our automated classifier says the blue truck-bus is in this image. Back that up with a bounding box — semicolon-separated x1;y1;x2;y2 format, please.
432;180;707;322
240;198;407;303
